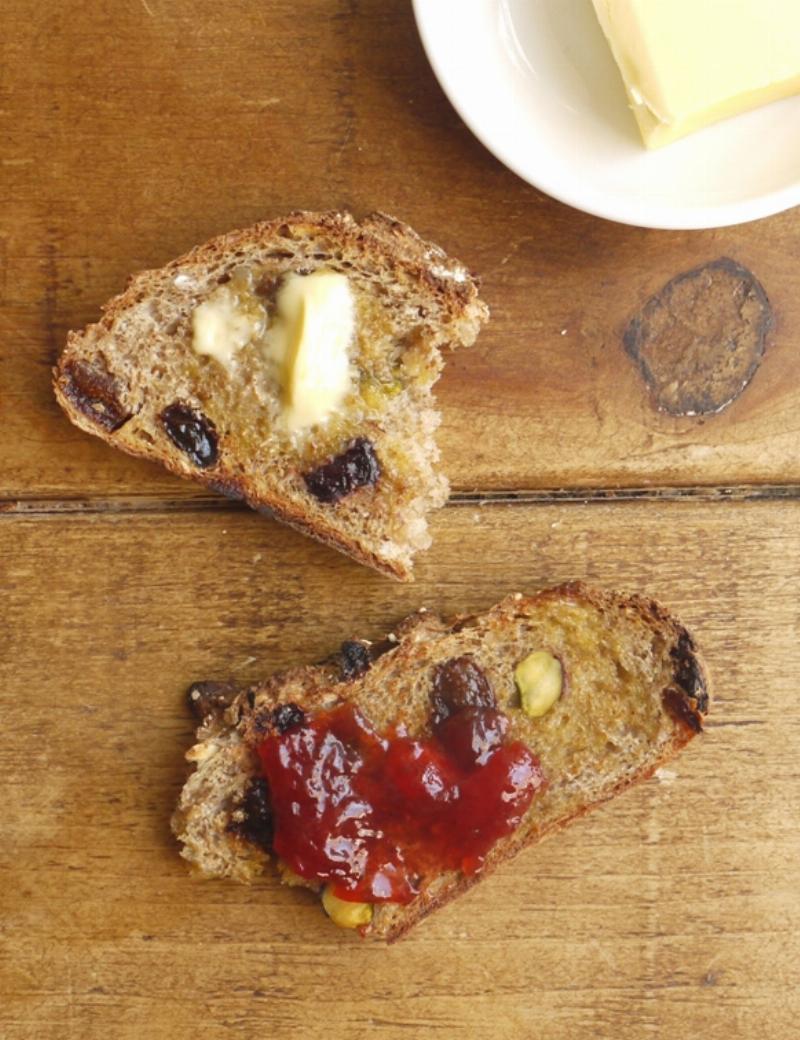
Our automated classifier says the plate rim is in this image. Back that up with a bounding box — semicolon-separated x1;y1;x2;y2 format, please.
412;0;800;230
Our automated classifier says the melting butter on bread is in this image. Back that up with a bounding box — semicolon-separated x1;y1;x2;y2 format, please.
54;211;488;580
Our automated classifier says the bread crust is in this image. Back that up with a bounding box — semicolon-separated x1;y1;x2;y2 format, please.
172;583;710;941
53;211;489;581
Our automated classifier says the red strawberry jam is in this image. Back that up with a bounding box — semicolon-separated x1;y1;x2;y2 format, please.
257;666;545;904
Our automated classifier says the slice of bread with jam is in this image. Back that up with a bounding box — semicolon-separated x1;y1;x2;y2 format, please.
172;582;709;942
54;211;488;580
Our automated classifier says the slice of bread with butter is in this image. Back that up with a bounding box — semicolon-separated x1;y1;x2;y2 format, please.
172;582;709;941
53;211;488;580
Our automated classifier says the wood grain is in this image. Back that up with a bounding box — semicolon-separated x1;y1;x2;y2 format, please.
2;500;799;1040
4;0;800;499
3;1;799;1037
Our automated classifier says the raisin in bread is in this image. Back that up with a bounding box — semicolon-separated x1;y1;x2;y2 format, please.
53;211;488;580
171;582;709;942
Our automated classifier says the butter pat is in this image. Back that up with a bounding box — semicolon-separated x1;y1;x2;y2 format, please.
192;277;266;368
591;0;800;148
268;270;355;431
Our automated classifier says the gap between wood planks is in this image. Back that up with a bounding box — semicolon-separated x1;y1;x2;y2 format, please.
3;483;800;516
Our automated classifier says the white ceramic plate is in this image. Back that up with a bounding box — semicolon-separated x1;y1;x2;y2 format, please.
412;0;800;229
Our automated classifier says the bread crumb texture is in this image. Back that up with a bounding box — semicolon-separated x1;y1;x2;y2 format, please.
172;583;708;941
53;211;489;580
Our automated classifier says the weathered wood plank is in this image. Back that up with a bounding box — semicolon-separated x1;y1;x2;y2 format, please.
1;500;798;1039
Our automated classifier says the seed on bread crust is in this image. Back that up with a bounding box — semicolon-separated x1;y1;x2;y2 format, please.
59;358;131;432
160;402;219;468
322;887;373;929
514;651;563;718
303;438;380;504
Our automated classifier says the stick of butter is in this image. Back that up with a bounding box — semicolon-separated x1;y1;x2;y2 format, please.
591;0;800;148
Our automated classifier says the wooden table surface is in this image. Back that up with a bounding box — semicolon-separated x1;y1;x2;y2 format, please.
2;2;799;1038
